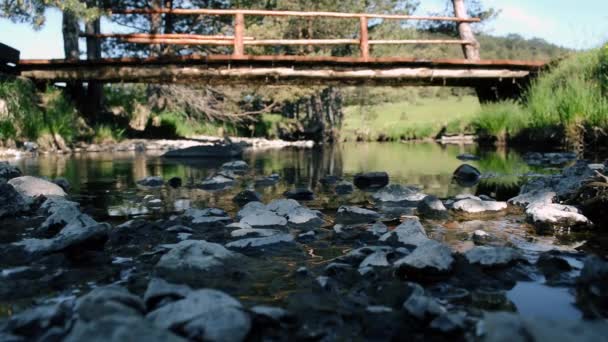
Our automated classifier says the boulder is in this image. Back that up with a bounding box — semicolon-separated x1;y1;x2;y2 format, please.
144;278;192;310
38;197;97;236
240;210;288;230
53;178;71;192
183;208;232;227
394;240;454;275
417;195;449;219
0;183;28;218
164;144;243;158
371;184;426;207
335;180;355;195
65;315;186;342
147;289;250;342
226;232;294;250
353;172;389;190
452;196;507;215
0;162;22;182
2;300;74;340
8;176;66;198
136;176;164;188
236;202;266;220
335;206;380;225
168;177;183;188
221;160;249;173
508;188;556;208
266;199;301;217
402;283;446;320
75;286;145;321
452;164;481;187
379;218;429;248
199;174;235;191
284;188;314;201
233;190;262;206
525;203;591;232
464;246;524;268
287;206;324;229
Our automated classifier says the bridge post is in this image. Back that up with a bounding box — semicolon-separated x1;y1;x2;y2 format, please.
359;16;370;61
233;12;245;58
452;0;480;60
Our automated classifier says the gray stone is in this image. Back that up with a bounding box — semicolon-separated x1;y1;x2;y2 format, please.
464;246;524;267
508;188;556;208
394;240;454;274
359;250;390;268
136;176;164;188
254;173;280;187
226;232;294;249
156;240;239;276
354;172;389;189
452;197;507;214
38;197;97;235
199;174;235;190
287;206;323;229
3;300;74;340
233;190;262;206
525;203;590;231
417;195;449;219
250;306;291;321
75;286;145;321
402;283;446;319
164;144;243;158
453;164;481;186
379;218;429;248
430;312;467;333
335;180;354;195
0;183;27;218
240;210;288;229
221;160;249;173
65;315;186;342
372;184;426;207
0;162;21;182
53;178;71;192
14;222;109;257
267;199;301;217
230;228;279;238
147;289;250;342
284;188;314;201
144;278;192;310
368;221;388;236
183;208;232;227
335;206;380;225
236;201;266;220
8;176;66;198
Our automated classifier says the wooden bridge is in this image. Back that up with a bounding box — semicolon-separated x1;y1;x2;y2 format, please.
5;1;547;101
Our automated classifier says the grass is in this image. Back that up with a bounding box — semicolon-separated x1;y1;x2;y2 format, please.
0;78;44;140
93;124;126;144
342;96;480;141
472;100;528;143
154;111;241;138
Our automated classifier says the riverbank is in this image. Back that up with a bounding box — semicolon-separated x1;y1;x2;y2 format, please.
0;146;607;340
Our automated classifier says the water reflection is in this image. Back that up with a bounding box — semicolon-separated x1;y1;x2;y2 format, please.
7;143;545;219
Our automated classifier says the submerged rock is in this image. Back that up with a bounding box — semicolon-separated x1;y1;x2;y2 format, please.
136;176;164;188
164;144;243;158
8;176;66;198
147;289;250;342
335;206;380;225
353;172;389;190
199;174;235;191
464;246;524;268
417;195;449;219
371;184;426;207
233;190;262;206
452;164;481;187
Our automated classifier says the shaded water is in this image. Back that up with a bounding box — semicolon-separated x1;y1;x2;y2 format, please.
3;142;589;320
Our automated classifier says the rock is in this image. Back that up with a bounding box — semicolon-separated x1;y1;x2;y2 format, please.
75;285;145;321
144;278;192;310
250;305;292;322
335;206;380;225
354;172;389;190
8;176;66;198
372;184;426;207
464;246;524;268
226;232;294;249
402;283;446;319
168;177;182;188
0;162;22;182
335;180;355;195
266;199;301;217
236;201;266;220
457;153;480;161
240;210;288;230
199;174;235;191
38;197;97;235
147;289;250;342
379;218;429;248
183;208;232;227
287;206;323;229
577;255;608;316
537;251;573;285
2;300;74;340
476;312;608;342
284;188;314;201
523;152;578;166
155;240;240;281
164;144;243;158
136;176;164;188
65;315;186;342
395;240;454;276
368;221;388;236
319;175;341;186
430;312;467;333
417;195;449;219
508;188;556;208
229;227;278;238
255;173;280;187
53;178;70;192
471;230;505;246
233;190;262;206
452;164;481;187
525;203;591;232
0;183;28;218
221;160;249;173
359;250;391;269
452;196;507;215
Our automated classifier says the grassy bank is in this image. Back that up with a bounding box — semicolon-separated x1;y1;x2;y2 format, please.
473;45;608;148
342;96;480;141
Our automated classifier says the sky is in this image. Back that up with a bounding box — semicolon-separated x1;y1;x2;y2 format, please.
1;0;607;59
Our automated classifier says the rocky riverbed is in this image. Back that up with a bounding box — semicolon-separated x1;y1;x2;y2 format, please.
0;149;608;341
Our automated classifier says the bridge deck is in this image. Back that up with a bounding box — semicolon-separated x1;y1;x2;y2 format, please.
19;55;547;87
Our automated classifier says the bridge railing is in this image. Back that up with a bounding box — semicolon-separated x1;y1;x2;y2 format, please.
95;3;481;62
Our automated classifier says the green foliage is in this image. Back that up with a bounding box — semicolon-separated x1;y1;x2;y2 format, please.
104;84;147;118
93;124;125;144
154;111;240;138
0;78;43;140
473;101;528;140
40;87;79;143
1;0;100;28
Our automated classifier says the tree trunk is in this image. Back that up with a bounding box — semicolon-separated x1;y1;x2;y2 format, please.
452;0;480;60
150;0;163;56
84;0;103;125
61;9;85;117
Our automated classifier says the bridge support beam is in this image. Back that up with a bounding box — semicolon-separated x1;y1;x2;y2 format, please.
452;0;480;61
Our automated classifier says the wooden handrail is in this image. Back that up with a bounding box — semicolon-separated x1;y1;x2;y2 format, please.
109;8;481;23
80;33;254;40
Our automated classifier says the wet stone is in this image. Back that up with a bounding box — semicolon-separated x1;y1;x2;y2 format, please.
402;283;446;320
236;201;266;220
74;285;145;321
255;173;280;187
452;196;507;215
221;160;249;174
183;208;232;227
372;184;426;207
287;206;323;230
266;199;301;217
0;162;21;183
379;217;429;248
199;174;235;191
457;153;480;161
226;232;294;250
284;188;314;201
0;183;28;218
65;315;186;342
335;206;380;225
144;278;192;311
464;246;525;268
233;190;262;206
452;164;481;187
525;203;591;233
53;177;70;192
368;221;388;236
240;210;288;230
168;177;182;188
8;176;67;198
335;180;355;195
394;240;454;277
508;188;556;208
353;172;389;190
417;195;449;219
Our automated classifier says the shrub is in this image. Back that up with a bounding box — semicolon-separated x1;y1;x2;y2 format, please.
473;100;528;141
40;87;79;143
0;78;44;140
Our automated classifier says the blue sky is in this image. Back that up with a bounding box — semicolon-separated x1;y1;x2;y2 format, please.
1;0;607;59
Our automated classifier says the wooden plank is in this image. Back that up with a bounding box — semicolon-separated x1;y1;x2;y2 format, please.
369;39;472;45
233;12;245;57
244;39;360;46
81;33;254;40
110;8;481;22
123;38;234;45
359;17;369;61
